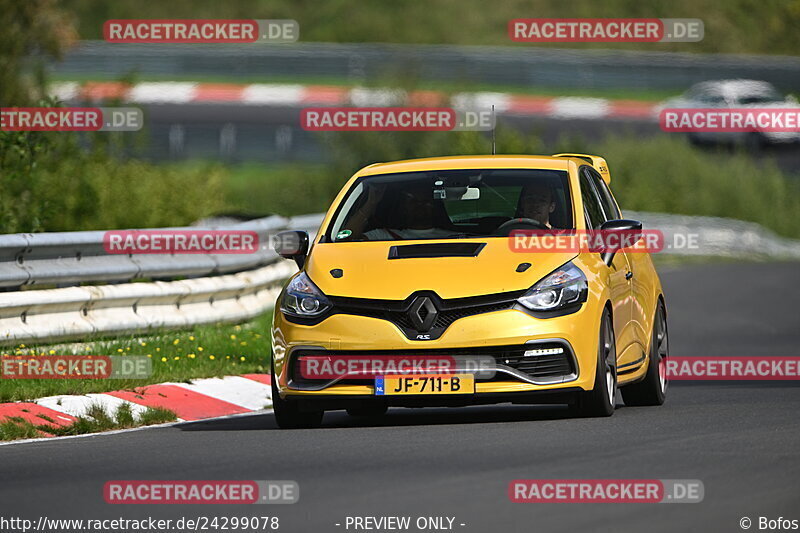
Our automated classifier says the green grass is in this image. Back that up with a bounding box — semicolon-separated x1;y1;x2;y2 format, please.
0;313;274;402
0;403;176;442
49;73;681;103
224;162;338;217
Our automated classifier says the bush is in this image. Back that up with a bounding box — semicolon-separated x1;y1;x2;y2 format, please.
595;136;800;239
0;128;228;233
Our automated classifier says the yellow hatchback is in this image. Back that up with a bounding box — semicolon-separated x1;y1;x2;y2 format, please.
270;154;668;428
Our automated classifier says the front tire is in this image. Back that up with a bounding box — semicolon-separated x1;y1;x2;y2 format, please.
271;364;324;429
622;302;668;406
573;310;617;417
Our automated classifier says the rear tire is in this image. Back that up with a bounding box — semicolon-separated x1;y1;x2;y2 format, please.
622;302;668;406
573;310;617;417
271;364;324;429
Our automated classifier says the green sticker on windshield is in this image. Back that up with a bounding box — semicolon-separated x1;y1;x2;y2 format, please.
336;229;352;240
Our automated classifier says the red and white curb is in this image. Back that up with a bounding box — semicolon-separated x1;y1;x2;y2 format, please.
49;81;659;121
0;373;272;442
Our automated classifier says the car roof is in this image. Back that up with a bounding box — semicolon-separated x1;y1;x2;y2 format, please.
689;79;779;97
356;155;573;176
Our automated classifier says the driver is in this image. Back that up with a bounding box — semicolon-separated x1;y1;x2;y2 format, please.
518;183;555;229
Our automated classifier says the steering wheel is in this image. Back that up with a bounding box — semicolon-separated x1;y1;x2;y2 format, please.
494;217;548;236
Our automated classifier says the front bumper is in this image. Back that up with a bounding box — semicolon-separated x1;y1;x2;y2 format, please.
272;304;602;406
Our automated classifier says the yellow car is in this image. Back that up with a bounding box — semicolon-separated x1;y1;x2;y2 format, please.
271;154;668;428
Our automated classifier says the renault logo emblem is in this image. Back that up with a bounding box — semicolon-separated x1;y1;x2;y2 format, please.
408;296;438;332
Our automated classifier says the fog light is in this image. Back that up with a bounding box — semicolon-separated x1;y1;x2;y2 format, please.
523;347;564;357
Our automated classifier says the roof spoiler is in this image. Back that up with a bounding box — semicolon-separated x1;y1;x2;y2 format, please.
553;153;611;185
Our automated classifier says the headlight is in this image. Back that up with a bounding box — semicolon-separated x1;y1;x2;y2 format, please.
280;272;331;318
517;261;588;312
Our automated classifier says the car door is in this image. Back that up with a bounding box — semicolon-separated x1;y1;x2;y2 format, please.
579;168;636;366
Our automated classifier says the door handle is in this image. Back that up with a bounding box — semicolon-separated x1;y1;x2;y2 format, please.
625;270;633;280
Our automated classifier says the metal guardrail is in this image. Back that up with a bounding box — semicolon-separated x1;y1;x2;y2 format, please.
0;216;291;288
50;41;800;92
0;215;324;346
627;211;800;259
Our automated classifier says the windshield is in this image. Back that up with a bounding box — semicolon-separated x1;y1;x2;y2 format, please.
325;168;573;242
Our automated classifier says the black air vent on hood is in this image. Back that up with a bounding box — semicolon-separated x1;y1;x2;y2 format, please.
387;242;486;259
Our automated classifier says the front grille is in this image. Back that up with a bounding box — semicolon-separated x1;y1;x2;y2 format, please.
389;301;514;330
328;290;525;340
290;342;576;386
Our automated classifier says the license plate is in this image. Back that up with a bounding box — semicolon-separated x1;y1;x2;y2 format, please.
375;374;474;395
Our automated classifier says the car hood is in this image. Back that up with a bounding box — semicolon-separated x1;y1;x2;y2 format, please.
305;239;578;300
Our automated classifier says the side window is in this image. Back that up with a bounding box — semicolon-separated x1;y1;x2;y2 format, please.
697;92;726;106
588;168;621;220
579;170;606;229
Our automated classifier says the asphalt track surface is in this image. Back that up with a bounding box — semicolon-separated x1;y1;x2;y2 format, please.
1;261;799;533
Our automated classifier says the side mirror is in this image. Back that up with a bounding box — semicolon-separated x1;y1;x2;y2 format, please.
598;219;642;266
272;230;309;269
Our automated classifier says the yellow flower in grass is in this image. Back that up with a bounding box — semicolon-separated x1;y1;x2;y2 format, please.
117;348;124;353
173;356;180;361
240;356;246;362
197;347;204;352
209;355;215;360
140;341;147;347
173;339;180;345
234;325;242;331
189;336;195;341
156;347;161;352
161;357;167;362
49;349;55;355
188;353;196;359
230;334;237;340
240;341;247;346
147;354;152;358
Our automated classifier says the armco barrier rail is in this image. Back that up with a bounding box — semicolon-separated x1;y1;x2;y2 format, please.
0;216;291;288
1;210;797;346
0;215;324;346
